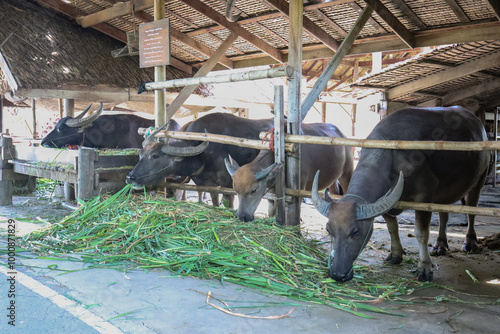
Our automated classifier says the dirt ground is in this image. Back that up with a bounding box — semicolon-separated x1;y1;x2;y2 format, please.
1;184;499;333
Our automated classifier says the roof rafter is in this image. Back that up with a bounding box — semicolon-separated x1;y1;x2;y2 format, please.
444;0;470;23
487;0;500;20
179;0;284;63
264;0;340;51
387;50;500;100
362;0;415;48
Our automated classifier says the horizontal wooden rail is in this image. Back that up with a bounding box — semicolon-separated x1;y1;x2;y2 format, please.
260;133;500;151
138;129;296;152
157;183;500;218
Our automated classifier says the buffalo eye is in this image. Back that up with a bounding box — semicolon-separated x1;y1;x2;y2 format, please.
351;228;360;237
152;154;159;159
251;188;257;194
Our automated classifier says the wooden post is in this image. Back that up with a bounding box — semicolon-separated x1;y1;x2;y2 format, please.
286;0;303;226
63;99;75;200
77;147;95;200
0;95;3;134
274;85;286;225
0;135;13;206
31;98;37;139
351;103;357;137
494;107;499;187
321;102;326;123
154;0;167;126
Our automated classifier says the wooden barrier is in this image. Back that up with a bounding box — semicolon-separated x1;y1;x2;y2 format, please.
0;135;139;205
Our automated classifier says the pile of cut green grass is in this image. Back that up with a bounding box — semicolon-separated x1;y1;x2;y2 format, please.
23;185;431;318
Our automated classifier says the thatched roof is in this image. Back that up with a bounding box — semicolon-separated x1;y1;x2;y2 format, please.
0;0;209;97
351;41;500;108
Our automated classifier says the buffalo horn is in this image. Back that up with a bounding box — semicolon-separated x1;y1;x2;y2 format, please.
142;120;172;147
224;155;240;177
357;171;404;219
225;0;241;22
161;139;208;157
66;102;104;128
254;162;277;181
311;170;331;218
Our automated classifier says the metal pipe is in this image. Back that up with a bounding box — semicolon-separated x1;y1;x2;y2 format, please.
144;66;293;90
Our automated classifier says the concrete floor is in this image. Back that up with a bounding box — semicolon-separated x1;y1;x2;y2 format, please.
0;186;499;333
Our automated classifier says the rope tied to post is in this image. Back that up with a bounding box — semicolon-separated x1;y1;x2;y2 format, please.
261;127;275;151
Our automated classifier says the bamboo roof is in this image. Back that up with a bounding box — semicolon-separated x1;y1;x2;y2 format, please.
352;41;500;108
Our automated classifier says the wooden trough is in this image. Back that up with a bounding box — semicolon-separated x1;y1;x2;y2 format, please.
0;135;138;205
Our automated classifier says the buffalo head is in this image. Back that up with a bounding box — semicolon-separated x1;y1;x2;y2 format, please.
225;154;278;221
311;171;404;282
41;103;103;148
126;124;208;189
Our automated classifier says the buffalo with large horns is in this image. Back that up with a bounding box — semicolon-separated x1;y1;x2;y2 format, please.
312;106;489;282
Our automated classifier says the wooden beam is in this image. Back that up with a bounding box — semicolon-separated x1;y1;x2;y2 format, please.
180;0;284;62
154;0;166;126
362;0;415;48
76;0;154;27
444;0;470;23
311;9;347;36
349;1;384;32
387;50;500;100
165;33;238;121
418;78;500;107
487;0;500;21
265;0;341;51
390;0;426;29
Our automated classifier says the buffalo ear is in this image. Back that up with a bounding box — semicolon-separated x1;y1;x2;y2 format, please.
265;164;280;187
324;188;333;204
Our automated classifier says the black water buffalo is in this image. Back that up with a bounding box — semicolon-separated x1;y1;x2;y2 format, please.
126;113;274;207
225;123;353;222
41;103;174;149
312;106;489;282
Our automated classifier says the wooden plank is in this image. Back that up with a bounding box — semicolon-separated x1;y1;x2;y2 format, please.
362;0;415;48
12;161;77;183
0;168;28;181
77;148;96;200
13;144;78;166
387;50;500;100
301;5;373;119
0;52;18;91
312;9;347;36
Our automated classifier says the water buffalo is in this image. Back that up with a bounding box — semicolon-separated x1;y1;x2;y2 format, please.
312;106;489;282
41;103;173;149
126;113;274;207
225;123;353;222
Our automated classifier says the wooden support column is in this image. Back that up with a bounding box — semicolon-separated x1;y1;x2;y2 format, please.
0;95;3;133
77;147;95;201
0;135;13;206
286;0;303;226
154;0;167;126
31;98;37;139
351;103;357;137
321;102;327;123
274;85;286;225
63;99;75;200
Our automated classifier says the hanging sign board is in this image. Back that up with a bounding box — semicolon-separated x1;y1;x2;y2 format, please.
139;18;171;68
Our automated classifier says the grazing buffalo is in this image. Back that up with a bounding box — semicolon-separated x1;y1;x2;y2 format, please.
126;113;274;207
225;123;353;222
312;106;489;282
41;103;175;149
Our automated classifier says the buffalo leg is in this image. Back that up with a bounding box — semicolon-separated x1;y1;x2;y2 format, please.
431;212;449;256
414;210;433;281
382;214;404;264
222;194;234;209
462;169;487;252
209;192;219;206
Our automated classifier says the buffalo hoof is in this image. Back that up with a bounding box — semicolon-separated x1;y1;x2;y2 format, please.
415;268;433;282
461;242;478;253
385;253;403;265
430;245;447;256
